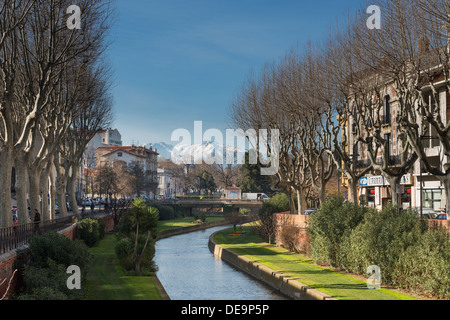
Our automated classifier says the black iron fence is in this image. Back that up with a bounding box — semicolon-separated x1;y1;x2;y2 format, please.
0;211;113;256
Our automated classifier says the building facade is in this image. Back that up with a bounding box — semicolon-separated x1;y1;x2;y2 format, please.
96;145;159;196
346;79;449;213
157;168;183;198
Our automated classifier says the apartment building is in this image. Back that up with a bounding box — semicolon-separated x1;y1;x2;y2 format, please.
346;71;449;213
96;145;159;195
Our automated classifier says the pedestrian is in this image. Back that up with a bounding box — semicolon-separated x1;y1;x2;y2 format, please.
33;209;41;235
81;205;86;219
91;201;95;212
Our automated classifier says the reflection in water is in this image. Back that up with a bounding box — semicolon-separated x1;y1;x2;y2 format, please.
155;225;288;300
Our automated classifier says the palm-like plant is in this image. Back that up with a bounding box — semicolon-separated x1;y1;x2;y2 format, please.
129;198;159;275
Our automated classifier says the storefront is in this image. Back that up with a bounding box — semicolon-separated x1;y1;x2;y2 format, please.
359;175;413;210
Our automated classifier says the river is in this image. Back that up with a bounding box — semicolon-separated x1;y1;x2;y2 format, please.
154;225;288;300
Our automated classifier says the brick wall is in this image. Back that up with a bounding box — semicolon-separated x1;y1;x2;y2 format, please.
273;213;311;255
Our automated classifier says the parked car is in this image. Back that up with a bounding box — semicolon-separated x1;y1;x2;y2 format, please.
436;214;448;220
412;207;438;219
304;208;318;215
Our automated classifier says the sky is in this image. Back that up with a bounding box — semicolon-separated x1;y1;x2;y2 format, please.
107;0;366;146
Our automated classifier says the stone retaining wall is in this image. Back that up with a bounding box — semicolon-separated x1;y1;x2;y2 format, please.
208;230;335;301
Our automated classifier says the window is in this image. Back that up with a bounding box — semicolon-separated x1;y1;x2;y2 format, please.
383;95;391;124
424;93;441;148
422;189;442;211
118;152;122;157
384;133;391;160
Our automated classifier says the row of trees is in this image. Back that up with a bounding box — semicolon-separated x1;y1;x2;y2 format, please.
229;0;450;216
87;160;158;200
0;0;115;228
158;157;274;196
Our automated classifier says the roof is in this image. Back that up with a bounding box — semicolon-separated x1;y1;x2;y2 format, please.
97;145;159;158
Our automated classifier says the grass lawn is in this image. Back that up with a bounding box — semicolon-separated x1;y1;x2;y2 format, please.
85;235;163;300
157;215;225;232
213;226;419;301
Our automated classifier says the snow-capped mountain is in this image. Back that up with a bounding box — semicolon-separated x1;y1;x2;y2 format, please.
146;142;174;160
147;140;245;164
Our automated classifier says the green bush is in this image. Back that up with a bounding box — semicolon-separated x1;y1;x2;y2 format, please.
115;235;157;276
27;232;92;272
392;227;450;299
307;196;368;267
338;206;427;282
115;237;135;272
114;200;159;276
260;193;291;215
155;205;175;221
16;232;92;300
18;259;82;300
79;218;105;247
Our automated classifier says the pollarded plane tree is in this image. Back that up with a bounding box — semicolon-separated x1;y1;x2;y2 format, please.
0;0;38;228
0;0;114;228
338;2;419;207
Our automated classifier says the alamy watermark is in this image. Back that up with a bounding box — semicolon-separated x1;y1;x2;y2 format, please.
367;5;381;30
367;265;382;290
67;265;81;290
67;5;82;30
170;121;280;176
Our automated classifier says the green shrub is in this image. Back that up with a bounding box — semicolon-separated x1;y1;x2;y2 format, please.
115;235;157;276
115;237;135;272
194;213;206;223
157;205;175;221
27;232;92;272
79;218;102;247
338;206;427;282
17;232;92;300
114;200;159;276
18;259;83;300
307;196;368;267
16;287;68;301
392;228;450;299
260;193;291;215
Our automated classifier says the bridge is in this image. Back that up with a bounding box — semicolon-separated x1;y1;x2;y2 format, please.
154;199;265;216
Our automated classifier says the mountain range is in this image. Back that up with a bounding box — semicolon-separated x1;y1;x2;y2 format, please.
146;141;245;164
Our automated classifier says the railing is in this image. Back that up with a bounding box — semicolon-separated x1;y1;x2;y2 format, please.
0;210;112;256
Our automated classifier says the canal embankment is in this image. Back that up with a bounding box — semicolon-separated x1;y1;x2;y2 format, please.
208;230;335;301
154;224;288;300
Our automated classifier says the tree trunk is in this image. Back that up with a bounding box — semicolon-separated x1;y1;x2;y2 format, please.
386;176;401;208
15;162;30;225
0;153;14;228
67;172;79;219
348;177;359;206
49;169;56;220
318;187;326;206
297;187;307;215
39;167;51;222
28;166;41;218
287;189;296;215
136;230;151;276
55;165;68;218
